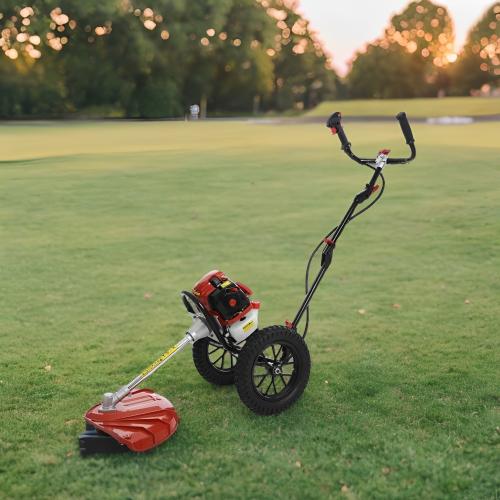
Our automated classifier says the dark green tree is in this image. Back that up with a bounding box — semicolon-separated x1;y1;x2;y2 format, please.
348;43;426;99
347;0;456;98
450;2;500;95
186;0;276;114
0;0;337;117
265;0;337;111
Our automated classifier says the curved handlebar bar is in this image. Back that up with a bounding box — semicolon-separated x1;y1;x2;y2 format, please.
327;111;416;166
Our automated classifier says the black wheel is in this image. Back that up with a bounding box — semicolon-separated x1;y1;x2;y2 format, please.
192;337;238;386
235;325;311;415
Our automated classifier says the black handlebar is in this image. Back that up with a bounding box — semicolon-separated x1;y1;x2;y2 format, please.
396;112;415;145
327;111;416;166
327;112;350;150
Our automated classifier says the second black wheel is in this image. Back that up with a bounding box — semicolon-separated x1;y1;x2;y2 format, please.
235;325;311;415
192;337;238;386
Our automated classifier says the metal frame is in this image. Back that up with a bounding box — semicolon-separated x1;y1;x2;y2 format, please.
291;112;417;331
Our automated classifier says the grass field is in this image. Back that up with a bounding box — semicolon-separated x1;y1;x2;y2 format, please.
307;96;500;118
1;118;499;499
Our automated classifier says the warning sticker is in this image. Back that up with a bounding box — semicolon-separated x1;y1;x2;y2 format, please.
140;344;179;377
243;320;255;333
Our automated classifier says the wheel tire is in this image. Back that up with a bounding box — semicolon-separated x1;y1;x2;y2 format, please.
235;325;311;415
192;338;237;386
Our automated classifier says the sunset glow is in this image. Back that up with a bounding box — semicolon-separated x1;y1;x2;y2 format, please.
299;0;498;75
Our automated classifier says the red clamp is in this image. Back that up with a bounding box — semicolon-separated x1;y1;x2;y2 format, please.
285;320;294;329
330;127;338;135
379;149;391;155
323;237;335;246
371;184;380;193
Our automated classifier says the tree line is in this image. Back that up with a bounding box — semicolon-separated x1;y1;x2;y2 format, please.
0;0;498;118
0;0;337;117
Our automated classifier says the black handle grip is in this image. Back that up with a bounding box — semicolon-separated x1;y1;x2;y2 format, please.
396;112;415;145
327;112;351;151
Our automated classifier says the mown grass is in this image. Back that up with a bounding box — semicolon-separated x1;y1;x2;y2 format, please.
0;119;499;499
307;96;500;118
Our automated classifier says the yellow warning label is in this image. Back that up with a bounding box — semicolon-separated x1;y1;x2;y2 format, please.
140;344;179;377
221;280;231;288
243;320;255;333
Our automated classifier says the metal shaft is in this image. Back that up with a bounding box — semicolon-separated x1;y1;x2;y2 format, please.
101;334;193;411
100;316;211;411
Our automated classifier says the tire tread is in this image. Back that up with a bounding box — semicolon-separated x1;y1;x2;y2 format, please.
235;325;310;415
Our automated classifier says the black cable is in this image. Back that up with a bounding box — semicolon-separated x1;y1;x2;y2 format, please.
301;170;386;338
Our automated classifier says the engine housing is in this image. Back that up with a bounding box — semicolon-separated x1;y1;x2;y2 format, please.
192;270;259;342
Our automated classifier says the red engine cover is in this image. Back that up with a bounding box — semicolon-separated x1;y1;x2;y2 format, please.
192;270;255;326
84;389;179;452
192;270;226;309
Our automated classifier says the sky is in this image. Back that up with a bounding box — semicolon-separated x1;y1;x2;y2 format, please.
298;0;494;75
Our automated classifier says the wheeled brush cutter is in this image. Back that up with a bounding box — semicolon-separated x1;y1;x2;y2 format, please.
79;111;416;455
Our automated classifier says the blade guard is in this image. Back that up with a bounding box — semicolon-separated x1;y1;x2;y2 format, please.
84;389;179;452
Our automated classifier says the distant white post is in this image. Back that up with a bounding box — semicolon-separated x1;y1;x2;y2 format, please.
189;104;200;120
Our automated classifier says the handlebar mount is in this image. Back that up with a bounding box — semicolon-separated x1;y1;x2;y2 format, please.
327;111;416;166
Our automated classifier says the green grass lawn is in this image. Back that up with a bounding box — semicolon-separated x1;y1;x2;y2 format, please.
1;119;499;499
307;96;500;118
